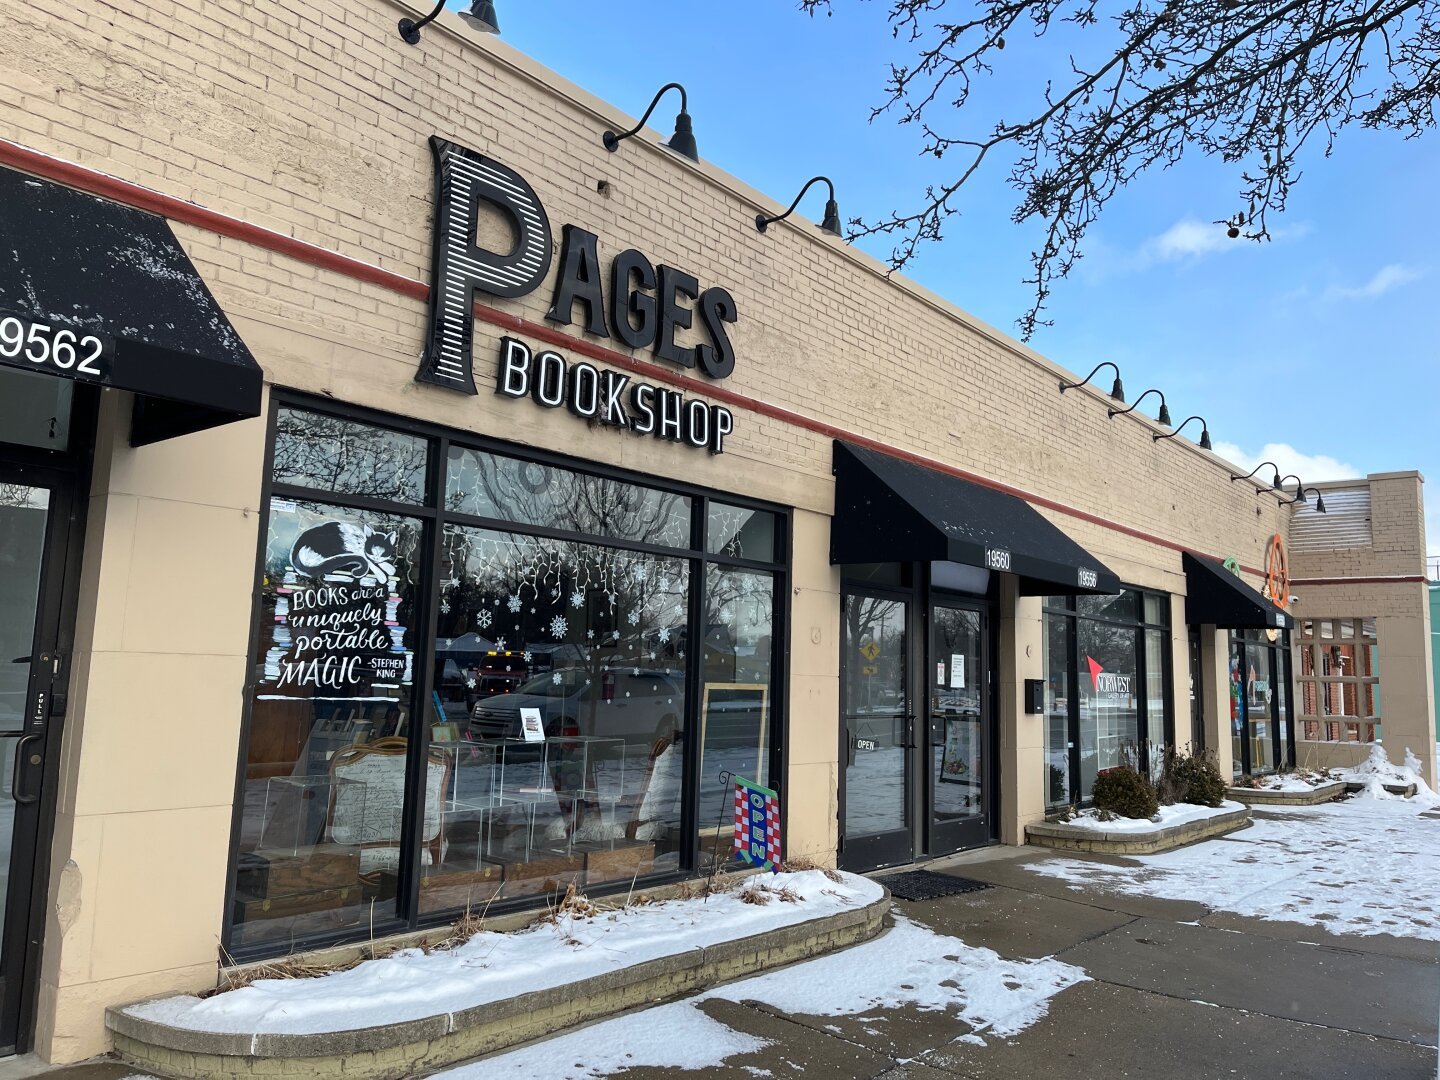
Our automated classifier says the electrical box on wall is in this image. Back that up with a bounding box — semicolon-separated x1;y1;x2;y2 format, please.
1024;679;1044;714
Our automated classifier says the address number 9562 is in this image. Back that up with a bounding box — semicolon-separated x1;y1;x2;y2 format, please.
0;312;110;379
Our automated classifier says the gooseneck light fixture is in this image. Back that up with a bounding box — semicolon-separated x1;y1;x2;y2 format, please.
1152;415;1213;451
1109;388;1172;427
397;0;499;44
602;83;698;162
756;176;843;237
1230;461;1283;490
1058;361;1125;402
1279;476;1328;512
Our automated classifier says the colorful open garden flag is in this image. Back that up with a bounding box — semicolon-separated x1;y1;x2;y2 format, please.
733;776;782;870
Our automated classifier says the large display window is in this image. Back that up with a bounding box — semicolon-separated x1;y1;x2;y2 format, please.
1043;588;1172;807
227;399;786;959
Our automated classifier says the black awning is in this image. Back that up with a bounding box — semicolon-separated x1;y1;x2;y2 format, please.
0;166;262;445
1182;552;1290;629
830;441;1122;595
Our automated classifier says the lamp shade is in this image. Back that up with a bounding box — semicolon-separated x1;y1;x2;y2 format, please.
1157;401;1172;426
1315;493;1327;513
1199;428;1212;450
821;198;842;236
1110;376;1125;401
666;111;698;161
458;0;499;32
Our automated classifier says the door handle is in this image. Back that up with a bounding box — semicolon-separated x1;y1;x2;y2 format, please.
12;732;43;805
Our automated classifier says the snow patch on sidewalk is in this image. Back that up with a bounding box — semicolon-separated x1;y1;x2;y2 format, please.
1029;796;1440;939
124;871;882;1036
446;914;1089;1078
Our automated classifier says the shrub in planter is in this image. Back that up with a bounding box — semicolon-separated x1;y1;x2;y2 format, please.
1091;765;1159;819
1153;747;1189;806
1170;750;1228;807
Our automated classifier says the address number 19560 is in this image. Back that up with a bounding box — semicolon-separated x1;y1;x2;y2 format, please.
0;309;112;382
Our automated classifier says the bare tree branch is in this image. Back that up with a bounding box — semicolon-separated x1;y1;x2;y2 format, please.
803;0;1438;336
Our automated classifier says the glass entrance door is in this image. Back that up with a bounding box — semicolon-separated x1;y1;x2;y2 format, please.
0;469;68;1054
840;590;913;871
929;601;992;853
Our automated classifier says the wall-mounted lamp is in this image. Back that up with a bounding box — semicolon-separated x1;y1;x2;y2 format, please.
1230;461;1283;490
1108;388;1171;426
1152;415;1212;451
398;0;498;44
1058;362;1125;402
1280;476;1328;512
756;176;842;237
602;82;698;162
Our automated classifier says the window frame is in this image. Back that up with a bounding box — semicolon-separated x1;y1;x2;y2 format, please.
223;390;790;963
1041;587;1174;807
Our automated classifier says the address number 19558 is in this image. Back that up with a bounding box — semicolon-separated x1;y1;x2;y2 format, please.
0;309;112;382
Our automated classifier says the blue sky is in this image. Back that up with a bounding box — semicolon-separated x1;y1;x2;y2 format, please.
482;1;1438;556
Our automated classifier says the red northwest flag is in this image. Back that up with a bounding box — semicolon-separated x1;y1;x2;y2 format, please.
1086;656;1104;691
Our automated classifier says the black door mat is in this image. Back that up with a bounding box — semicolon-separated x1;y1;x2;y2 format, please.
875;870;992;901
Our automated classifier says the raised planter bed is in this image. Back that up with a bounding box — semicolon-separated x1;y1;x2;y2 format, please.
1343;779;1418;798
107;871;889;1080
1228;780;1347;806
1026;802;1250;855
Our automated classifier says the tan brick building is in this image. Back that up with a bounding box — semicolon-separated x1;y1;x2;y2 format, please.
0;0;1432;1064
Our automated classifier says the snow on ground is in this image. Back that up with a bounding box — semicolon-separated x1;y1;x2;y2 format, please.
1056;800;1244;833
125;871;883;1036
1029;792;1440;940
1331;743;1440;802
441;914;1090;1078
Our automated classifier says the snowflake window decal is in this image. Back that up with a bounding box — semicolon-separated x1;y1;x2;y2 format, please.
570;590;585;608
548;615;569;639
476;609;492;630
658;627;671;644
507;596;522;613
626;610;640;626
495;637;507;652
552;671;562;685
611;630;621;641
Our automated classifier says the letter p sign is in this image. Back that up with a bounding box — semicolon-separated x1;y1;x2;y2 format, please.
418;137;553;394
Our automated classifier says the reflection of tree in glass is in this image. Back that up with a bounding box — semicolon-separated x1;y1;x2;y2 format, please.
844;595;906;712
446;449;690;549
272;410;428;504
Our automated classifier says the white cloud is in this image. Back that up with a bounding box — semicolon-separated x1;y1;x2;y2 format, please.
1209;441;1361;487
1321;264;1423;301
1146;219;1231;262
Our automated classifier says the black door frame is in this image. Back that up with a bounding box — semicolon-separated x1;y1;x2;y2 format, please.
837;582;917;872
0;440;90;1055
0;379;94;1056
1231;629;1295;776
925;590;998;855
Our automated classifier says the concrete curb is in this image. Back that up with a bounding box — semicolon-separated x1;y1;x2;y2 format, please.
1025;805;1250;855
105;890;890;1079
1227;781;1347;806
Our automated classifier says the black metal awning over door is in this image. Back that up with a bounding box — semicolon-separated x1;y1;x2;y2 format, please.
830;441;1121;595
0;166;262;445
1182;552;1290;629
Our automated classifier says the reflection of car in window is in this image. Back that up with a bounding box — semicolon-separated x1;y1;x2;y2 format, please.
469;668;683;746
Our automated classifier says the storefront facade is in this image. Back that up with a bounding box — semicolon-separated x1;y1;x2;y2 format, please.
0;0;1433;1063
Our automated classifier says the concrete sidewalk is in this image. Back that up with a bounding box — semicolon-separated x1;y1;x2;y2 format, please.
8;832;1439;1079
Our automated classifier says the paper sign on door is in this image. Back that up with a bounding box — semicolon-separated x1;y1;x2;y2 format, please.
520;708;545;742
950;654;966;689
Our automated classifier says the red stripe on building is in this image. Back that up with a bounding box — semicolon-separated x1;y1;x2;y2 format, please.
0;137;1269;576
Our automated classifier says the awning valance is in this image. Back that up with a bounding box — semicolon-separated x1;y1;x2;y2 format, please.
1182;552;1290;629
830;441;1121;595
0;166;262;445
